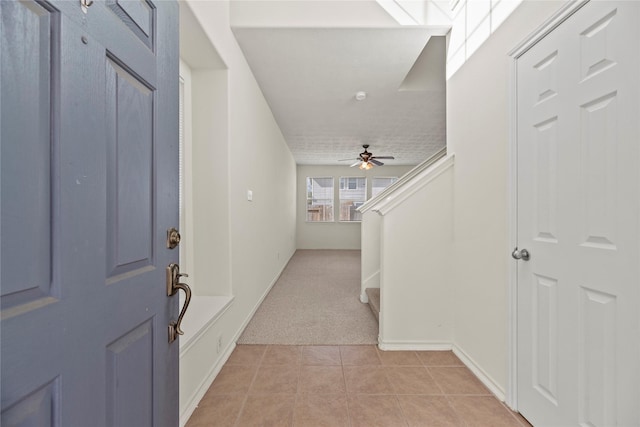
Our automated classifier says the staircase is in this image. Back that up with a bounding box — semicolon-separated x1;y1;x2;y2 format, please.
357;150;455;349
365;288;380;322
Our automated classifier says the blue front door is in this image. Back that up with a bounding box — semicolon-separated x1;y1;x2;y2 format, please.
1;1;179;425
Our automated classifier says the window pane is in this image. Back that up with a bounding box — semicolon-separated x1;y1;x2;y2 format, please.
306;177;334;222
371;177;398;198
339;177;366;221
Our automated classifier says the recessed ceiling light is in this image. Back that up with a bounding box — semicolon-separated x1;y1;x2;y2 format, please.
355;91;367;101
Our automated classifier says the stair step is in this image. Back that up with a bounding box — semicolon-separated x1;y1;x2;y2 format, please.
365;288;380;322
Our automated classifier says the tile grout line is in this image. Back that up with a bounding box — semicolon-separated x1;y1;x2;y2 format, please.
232;345;267;427
424;366;447;396
291;346;302;426
384;364;413;427
197;346;520;427
442;394;470;427
501;400;529;427
338;347;355;427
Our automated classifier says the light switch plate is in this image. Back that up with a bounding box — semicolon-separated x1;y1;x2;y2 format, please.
247;190;253;201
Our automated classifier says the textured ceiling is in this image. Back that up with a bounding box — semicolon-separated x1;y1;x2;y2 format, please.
231;27;447;166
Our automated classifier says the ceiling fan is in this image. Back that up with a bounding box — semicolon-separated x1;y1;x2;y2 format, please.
339;145;395;170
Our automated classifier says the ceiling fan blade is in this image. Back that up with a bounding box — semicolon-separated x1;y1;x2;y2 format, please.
350;161;361;167
370;159;384;166
338;158;359;161
371;156;395;160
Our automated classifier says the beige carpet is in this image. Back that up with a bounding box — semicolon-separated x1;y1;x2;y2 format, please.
237;250;378;345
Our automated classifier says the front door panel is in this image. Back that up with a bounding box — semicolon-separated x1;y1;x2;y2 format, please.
0;1;179;426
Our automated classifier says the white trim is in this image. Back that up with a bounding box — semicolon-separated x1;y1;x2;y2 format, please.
235;251;295;342
453;344;506;402
508;0;589;59
378;340;452;351
506;45;519;410
179;296;235;357
377;340;506;402
506;0;590;412
306;176;335;223
178;60;195;279
359;147;446;213
361;270;380;294
179;341;236;427
178;250;294;427
361;270;380;303
371;154;454;216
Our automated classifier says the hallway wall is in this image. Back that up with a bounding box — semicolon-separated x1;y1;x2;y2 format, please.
179;1;297;421
378;159;455;348
446;0;564;395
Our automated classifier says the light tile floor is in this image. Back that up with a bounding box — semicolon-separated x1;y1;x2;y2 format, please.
186;345;532;427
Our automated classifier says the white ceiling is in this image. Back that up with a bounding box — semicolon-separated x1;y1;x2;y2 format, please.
231;4;448;166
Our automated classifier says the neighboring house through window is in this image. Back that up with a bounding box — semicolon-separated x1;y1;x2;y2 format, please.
371;176;398;198
306;176;399;223
339;177;366;221
306;177;334;222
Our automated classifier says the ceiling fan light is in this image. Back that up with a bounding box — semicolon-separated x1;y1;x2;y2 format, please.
360;162;373;170
358;162;366;170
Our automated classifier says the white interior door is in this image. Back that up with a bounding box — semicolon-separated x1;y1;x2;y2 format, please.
515;1;639;426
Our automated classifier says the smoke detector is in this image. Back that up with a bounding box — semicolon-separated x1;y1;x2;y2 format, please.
355;91;367;101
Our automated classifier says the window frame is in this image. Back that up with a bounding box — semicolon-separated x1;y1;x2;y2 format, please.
338;176;367;222
306;176;335;222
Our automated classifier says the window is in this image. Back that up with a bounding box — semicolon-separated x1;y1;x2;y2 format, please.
371;177;398;198
306;177;334;222
339;177;366;221
340;177;359;190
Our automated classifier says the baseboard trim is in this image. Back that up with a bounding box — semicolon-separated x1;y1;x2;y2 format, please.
179;250;295;426
234;250;295;344
376;339;506;402
179;341;236;427
360;292;369;303
377;340;452;351
452;344;506;401
179;296;235;358
361;271;380;293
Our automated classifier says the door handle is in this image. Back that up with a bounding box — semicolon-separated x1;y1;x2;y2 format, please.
166;263;192;344
512;247;530;261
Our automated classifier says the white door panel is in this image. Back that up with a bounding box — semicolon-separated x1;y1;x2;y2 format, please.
516;2;639;426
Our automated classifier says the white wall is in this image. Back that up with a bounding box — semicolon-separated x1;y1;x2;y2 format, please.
378;158;454;348
447;0;564;395
296;165;412;249
190;68;231;295
179;1;297;423
230;0;399;27
360;210;382;295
